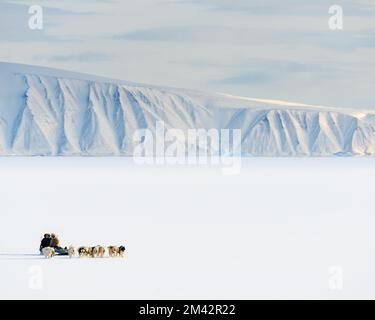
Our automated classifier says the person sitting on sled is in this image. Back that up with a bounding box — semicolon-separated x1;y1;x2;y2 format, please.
50;233;61;249
49;233;68;255
39;233;51;253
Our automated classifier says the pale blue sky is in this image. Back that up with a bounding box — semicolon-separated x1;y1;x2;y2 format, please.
0;0;374;109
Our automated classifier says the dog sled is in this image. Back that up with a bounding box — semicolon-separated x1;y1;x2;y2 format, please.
39;247;69;256
54;247;69;256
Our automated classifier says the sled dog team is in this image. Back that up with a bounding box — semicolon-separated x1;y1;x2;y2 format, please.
40;234;126;259
77;245;126;258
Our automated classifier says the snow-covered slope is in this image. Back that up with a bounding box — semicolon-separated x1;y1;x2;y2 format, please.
0;62;374;156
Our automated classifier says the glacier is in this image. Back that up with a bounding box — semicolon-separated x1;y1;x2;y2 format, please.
0;61;374;156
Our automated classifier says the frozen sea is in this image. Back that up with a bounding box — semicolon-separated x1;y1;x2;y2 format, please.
0;157;374;299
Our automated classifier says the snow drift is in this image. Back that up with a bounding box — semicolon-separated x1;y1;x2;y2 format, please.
0;62;374;156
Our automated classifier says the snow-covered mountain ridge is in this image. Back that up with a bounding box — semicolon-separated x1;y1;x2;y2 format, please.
0;62;374;156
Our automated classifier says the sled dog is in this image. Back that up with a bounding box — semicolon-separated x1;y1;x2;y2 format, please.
119;246;126;257
108;246;118;257
42;247;55;259
108;246;126;257
78;247;90;257
96;246;105;258
68;246;75;258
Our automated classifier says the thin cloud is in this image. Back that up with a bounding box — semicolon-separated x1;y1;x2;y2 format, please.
213;60;346;86
47;52;111;62
170;0;375;16
116;25;375;52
